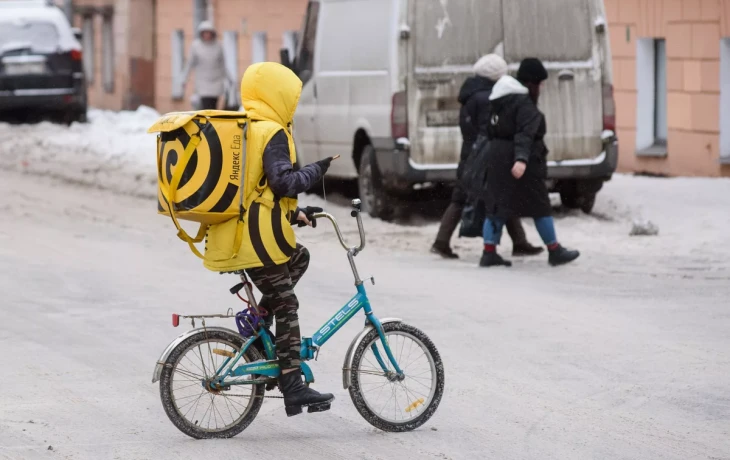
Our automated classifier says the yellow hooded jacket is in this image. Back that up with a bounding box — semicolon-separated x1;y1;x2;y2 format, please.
203;62;302;272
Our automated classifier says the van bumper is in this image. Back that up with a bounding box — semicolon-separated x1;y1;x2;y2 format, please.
546;138;619;181
372;138;456;191
372;135;619;191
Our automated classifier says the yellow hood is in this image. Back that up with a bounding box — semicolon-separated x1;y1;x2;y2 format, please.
240;62;302;125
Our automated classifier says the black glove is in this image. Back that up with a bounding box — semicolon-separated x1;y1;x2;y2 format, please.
315;157;334;175
293;206;324;227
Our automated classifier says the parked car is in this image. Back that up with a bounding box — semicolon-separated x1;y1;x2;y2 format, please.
0;0;87;124
281;0;618;217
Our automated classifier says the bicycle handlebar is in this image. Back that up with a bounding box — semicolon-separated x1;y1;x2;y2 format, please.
312;199;366;254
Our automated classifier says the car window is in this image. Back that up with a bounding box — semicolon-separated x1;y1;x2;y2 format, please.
0;20;60;53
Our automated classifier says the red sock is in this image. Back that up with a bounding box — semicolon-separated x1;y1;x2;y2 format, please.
484;244;496;252
547;242;560;251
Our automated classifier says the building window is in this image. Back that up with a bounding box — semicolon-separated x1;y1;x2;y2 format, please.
81;15;94;84
636;38;668;155
223;31;238;82
193;0;207;32
171;30;185;99
101;14;114;93
282;30;298;64
721;38;730;161
252;32;267;64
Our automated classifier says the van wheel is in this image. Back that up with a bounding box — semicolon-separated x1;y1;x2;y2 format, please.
579;193;596;214
358;145;393;220
560;186;596;214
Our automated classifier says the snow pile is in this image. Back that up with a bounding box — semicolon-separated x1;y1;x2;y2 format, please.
630;219;659;236
0;106;159;197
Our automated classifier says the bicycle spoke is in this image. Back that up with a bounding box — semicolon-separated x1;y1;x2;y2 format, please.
378;383;397;417
183;391;206;419
222;394;237;423
178;391;206;412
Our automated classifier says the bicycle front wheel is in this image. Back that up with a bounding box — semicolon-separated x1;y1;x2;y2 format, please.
348;322;444;432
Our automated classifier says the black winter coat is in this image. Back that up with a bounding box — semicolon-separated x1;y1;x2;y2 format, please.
483;91;552;219
457;76;494;180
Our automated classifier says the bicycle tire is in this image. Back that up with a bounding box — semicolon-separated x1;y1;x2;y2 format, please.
159;329;266;439
348;322;444;432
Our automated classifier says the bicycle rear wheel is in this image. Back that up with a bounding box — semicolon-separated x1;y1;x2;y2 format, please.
159;329;265;439
348;322;444;432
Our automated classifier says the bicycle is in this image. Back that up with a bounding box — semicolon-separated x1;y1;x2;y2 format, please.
152;199;444;438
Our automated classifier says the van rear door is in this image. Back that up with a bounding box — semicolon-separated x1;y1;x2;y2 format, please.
502;0;604;161
408;0;504;167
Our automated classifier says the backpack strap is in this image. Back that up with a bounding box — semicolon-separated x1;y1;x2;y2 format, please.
162;128;207;259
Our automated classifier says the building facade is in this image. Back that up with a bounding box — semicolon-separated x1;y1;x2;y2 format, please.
64;0;156;111
605;0;730;176
63;0;305;112
154;0;306;114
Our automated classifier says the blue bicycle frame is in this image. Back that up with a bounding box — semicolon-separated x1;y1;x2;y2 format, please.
209;203;403;388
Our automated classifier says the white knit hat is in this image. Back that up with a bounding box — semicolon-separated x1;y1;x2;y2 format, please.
473;54;508;81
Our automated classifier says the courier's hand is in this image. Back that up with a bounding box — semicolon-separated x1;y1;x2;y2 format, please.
296;206;324;227
512;161;527;179
315;157;335;174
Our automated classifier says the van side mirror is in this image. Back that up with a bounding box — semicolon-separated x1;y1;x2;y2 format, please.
280;48;293;70
72;27;83;41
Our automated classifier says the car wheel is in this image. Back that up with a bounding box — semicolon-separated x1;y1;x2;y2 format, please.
358;145;393;220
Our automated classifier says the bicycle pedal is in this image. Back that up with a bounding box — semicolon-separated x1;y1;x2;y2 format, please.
285;405;303;417
307;402;332;414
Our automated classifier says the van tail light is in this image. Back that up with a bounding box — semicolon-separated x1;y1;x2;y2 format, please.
602;83;616;132
391;90;408;139
71;49;82;61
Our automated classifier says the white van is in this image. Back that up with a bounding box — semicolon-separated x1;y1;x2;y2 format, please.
281;0;618;218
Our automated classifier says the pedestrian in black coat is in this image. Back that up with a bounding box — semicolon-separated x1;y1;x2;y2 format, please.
480;58;580;268
431;54;541;259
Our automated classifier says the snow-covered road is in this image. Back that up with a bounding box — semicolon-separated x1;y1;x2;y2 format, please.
1;168;729;460
1;111;730;459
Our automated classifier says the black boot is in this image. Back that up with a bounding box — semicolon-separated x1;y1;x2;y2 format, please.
479;251;512;267
278;369;334;417
431;242;459;259
548;245;580;266
512;242;545;257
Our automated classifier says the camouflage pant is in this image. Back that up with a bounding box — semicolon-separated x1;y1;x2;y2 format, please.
246;244;310;370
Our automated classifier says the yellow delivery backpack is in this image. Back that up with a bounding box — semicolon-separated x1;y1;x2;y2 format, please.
148;110;250;260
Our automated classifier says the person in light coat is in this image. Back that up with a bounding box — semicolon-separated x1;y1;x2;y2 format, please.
180;21;234;110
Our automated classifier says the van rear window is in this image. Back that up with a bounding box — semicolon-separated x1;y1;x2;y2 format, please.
414;0;594;68
414;0;503;68
0;20;60;53
503;0;593;62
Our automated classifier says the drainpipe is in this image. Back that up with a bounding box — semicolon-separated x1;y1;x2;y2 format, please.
63;0;74;23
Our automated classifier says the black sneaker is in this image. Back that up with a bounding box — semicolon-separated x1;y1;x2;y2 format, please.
479;251;512;267
548;245;580;266
512;243;544;257
431;243;459;259
278;369;334;417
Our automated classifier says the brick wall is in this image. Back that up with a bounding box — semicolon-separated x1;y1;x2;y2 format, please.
154;0;307;114
606;0;730;177
74;0;155;111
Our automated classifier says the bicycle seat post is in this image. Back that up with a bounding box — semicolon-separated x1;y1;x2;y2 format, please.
239;272;261;314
